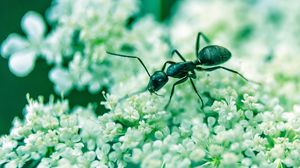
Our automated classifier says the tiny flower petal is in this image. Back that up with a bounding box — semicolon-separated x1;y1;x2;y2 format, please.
8;50;36;77
21;11;46;41
49;67;73;93
1;34;29;57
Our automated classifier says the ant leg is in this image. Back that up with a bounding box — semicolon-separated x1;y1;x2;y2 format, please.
171;49;186;62
106;51;151;77
161;61;176;71
189;78;204;109
199;66;258;83
195;32;210;55
165;76;188;109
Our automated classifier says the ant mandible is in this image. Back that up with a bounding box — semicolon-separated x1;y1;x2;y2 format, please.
107;32;253;109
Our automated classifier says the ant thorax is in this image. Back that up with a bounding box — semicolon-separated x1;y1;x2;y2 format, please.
166;62;196;78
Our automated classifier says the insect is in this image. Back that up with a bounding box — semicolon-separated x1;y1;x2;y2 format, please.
107;32;254;109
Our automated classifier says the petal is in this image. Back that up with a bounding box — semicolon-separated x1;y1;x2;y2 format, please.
49;67;73;94
88;81;101;93
21;11;46;40
8;51;36;77
1;34;29;57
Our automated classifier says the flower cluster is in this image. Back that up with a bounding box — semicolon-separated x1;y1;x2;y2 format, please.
1;0;300;167
1;0;168;94
1;75;300;167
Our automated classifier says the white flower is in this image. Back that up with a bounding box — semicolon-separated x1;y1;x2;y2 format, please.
270;144;285;159
189;148;205;162
49;67;73;93
221;152;239;167
1;11;46;77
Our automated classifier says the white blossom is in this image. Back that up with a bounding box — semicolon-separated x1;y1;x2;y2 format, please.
1;12;46;77
1;0;300;167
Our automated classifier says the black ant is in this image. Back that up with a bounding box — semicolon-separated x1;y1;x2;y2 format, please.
107;32;255;109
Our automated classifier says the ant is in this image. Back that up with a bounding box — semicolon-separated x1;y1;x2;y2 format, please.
107;32;255;109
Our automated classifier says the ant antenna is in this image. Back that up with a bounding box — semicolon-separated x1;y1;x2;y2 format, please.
118;87;148;102
106;51;151;77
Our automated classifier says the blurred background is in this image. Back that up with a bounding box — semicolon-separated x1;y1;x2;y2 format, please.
2;0;300;135
0;0;176;135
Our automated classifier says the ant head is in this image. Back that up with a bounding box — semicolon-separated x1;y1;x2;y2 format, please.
147;71;168;93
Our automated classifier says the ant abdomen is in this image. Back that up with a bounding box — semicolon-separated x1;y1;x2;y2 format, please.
198;45;232;66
